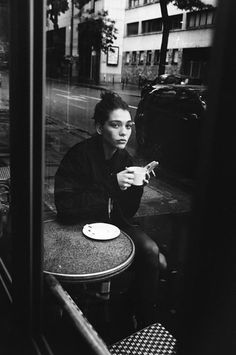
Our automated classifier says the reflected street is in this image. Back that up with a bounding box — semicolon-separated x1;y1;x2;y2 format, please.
44;78;191;220
45;79;140;156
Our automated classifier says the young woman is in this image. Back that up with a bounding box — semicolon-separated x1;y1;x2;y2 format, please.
54;91;166;327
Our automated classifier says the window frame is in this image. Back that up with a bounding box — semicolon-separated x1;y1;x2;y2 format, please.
146;50;152;65
5;0;236;353
187;9;216;29
127;22;139;36
9;0;51;352
154;49;160;65
131;51;137;64
142;18;162;33
139;50;145;65
125;51;130;64
169;14;183;30
172;49;179;64
128;0;139;9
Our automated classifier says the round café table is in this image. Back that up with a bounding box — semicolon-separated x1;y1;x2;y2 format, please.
43;220;135;283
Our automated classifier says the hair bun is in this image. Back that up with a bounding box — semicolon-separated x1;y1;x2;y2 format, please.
100;90;118;100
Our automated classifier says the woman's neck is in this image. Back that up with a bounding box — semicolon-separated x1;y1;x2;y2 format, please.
103;142;117;160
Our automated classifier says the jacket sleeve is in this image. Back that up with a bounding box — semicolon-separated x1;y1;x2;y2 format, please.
54;150;109;223
116;184;143;218
109;154;144;220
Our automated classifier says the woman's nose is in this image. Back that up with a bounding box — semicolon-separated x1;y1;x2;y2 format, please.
119;126;127;135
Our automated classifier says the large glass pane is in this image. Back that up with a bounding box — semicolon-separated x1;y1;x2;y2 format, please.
0;2;11;352
43;0;216;351
0;0;10;266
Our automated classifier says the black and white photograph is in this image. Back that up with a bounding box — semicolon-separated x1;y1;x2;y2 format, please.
1;0;236;354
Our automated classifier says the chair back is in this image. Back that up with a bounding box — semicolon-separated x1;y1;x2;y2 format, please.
45;274;111;355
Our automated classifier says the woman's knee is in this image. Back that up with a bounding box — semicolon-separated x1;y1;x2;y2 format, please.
125;226;160;268
141;239;160;268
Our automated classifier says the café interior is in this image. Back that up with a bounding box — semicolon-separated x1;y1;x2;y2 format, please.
0;0;236;354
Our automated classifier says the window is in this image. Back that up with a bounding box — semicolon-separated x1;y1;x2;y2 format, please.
154;49;160;64
165;49;169;64
146;50;152;65
206;11;214;25
142;18;162;33
127;22;139;36
128;0;139;8
200;12;207;26
125;51;130;64
4;0;236;353
142;15;182;34
172;49;178;64
169;14;183;30
3;0;236;354
144;0;158;4
131;51;137;64
187;9;216;29
139;51;145;65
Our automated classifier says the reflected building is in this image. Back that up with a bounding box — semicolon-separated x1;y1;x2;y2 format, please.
46;0;217;85
123;0;217;85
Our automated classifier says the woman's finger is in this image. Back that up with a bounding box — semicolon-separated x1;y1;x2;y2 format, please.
126;176;134;182
145;171;150;180
120;186;128;190
125;182;132;187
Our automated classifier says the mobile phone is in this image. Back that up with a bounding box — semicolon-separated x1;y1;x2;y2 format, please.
145;161;159;173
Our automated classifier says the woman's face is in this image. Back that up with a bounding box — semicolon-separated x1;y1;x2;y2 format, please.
98;108;133;155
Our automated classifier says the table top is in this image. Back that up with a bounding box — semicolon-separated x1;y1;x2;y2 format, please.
43;220;135;282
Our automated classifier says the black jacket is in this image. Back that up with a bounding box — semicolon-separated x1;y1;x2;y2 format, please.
54;134;143;225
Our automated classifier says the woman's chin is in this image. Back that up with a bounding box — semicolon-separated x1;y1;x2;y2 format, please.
116;142;127;149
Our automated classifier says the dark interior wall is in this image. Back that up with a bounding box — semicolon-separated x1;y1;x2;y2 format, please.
177;1;236;354
0;3;9;42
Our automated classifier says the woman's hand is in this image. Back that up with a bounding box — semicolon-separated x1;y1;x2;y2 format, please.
117;169;134;190
143;171;150;185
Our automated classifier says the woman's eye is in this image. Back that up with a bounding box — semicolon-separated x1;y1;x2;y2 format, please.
126;124;133;129
110;123;120;128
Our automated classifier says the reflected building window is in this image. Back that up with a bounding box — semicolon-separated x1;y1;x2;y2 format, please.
154;49;160;65
131;51;137;64
127;22;139;36
187;9;216;29
146;50;152;65
139;51;144;65
129;0;140;8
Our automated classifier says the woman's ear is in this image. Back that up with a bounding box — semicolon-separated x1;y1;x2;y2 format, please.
96;123;103;135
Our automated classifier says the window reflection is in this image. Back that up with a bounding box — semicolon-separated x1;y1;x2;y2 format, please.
0;0;232;352
0;0;10;267
43;0;216;349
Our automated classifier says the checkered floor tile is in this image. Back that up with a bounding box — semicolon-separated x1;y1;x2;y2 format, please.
109;323;176;355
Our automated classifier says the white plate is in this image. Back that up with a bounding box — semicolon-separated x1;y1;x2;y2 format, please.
82;223;120;240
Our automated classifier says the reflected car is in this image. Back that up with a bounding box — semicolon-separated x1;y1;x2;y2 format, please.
141;74;203;98
155;74;187;84
135;85;207;182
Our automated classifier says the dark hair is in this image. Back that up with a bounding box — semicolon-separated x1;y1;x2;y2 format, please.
93;90;130;125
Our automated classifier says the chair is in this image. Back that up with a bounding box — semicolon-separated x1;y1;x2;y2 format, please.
45;274;177;355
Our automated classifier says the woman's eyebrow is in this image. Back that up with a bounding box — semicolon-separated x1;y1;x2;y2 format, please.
109;120;134;123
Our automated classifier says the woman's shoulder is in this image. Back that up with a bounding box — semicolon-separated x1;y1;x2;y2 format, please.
117;148;133;164
66;135;97;155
